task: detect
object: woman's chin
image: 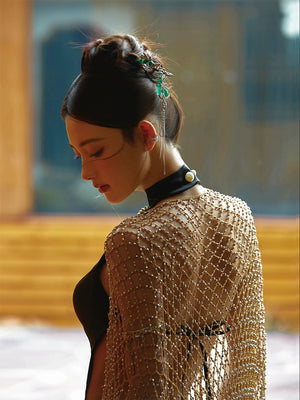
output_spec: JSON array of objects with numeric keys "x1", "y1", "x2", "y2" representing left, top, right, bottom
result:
[{"x1": 104, "y1": 192, "x2": 129, "y2": 205}]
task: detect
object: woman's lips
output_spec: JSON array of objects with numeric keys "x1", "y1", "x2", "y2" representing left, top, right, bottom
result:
[{"x1": 98, "y1": 185, "x2": 110, "y2": 193}]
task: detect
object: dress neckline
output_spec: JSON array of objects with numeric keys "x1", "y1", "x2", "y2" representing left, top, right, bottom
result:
[{"x1": 145, "y1": 164, "x2": 200, "y2": 208}]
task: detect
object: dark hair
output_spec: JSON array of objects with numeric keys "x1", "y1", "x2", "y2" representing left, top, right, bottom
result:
[{"x1": 61, "y1": 34, "x2": 183, "y2": 144}]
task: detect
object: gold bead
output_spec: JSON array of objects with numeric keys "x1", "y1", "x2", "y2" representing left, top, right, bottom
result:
[{"x1": 185, "y1": 171, "x2": 195, "y2": 182}]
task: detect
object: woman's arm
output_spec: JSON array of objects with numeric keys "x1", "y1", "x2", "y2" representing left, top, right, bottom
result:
[
  {"x1": 86, "y1": 335, "x2": 107, "y2": 400},
  {"x1": 86, "y1": 266, "x2": 109, "y2": 400},
  {"x1": 105, "y1": 229, "x2": 168, "y2": 398}
]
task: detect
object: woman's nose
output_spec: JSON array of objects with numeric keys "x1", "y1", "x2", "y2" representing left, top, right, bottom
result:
[{"x1": 81, "y1": 161, "x2": 95, "y2": 181}]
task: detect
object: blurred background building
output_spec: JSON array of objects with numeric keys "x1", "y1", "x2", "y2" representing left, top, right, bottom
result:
[{"x1": 0, "y1": 0, "x2": 299, "y2": 331}]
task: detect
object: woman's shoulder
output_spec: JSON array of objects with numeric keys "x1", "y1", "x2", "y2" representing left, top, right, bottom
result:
[
  {"x1": 105, "y1": 187, "x2": 254, "y2": 245},
  {"x1": 197, "y1": 187, "x2": 256, "y2": 239},
  {"x1": 149, "y1": 186, "x2": 254, "y2": 225},
  {"x1": 202, "y1": 187, "x2": 253, "y2": 220},
  {"x1": 104, "y1": 213, "x2": 148, "y2": 255}
]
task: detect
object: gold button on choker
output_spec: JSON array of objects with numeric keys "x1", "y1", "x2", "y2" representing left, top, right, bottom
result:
[{"x1": 185, "y1": 170, "x2": 197, "y2": 183}]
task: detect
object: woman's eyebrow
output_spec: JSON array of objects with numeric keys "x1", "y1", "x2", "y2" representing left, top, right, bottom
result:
[{"x1": 69, "y1": 138, "x2": 104, "y2": 148}]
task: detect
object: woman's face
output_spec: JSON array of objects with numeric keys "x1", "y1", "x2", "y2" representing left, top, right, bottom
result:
[{"x1": 65, "y1": 117, "x2": 148, "y2": 204}]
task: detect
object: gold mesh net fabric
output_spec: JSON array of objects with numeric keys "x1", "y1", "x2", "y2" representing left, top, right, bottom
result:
[{"x1": 102, "y1": 189, "x2": 266, "y2": 399}]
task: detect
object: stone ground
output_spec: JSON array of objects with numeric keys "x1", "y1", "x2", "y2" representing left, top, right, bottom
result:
[{"x1": 0, "y1": 324, "x2": 298, "y2": 400}]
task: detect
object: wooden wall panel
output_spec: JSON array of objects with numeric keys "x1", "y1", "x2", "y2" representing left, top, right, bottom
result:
[
  {"x1": 0, "y1": 0, "x2": 33, "y2": 216},
  {"x1": 0, "y1": 216, "x2": 298, "y2": 331},
  {"x1": 256, "y1": 218, "x2": 299, "y2": 331}
]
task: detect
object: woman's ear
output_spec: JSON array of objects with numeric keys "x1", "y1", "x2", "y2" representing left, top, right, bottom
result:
[{"x1": 138, "y1": 120, "x2": 158, "y2": 151}]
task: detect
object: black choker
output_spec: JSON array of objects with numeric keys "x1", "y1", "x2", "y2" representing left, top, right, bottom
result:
[{"x1": 145, "y1": 164, "x2": 200, "y2": 208}]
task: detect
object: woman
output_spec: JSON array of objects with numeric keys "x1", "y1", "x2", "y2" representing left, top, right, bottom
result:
[{"x1": 61, "y1": 34, "x2": 266, "y2": 400}]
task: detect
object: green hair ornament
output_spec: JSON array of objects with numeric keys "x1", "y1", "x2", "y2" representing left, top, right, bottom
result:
[{"x1": 136, "y1": 57, "x2": 171, "y2": 98}]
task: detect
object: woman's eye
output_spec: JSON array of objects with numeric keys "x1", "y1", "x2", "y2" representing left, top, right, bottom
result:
[
  {"x1": 73, "y1": 154, "x2": 81, "y2": 160},
  {"x1": 90, "y1": 148, "x2": 103, "y2": 158}
]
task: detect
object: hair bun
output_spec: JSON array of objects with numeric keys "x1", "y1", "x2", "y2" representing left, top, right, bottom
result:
[
  {"x1": 81, "y1": 40, "x2": 114, "y2": 74},
  {"x1": 81, "y1": 35, "x2": 142, "y2": 75}
]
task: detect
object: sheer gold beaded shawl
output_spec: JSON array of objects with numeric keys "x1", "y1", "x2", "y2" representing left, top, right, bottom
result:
[{"x1": 102, "y1": 189, "x2": 266, "y2": 399}]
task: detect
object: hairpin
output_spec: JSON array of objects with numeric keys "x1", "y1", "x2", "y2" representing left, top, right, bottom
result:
[{"x1": 136, "y1": 57, "x2": 171, "y2": 98}]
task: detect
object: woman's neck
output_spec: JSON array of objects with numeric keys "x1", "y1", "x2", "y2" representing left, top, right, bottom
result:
[{"x1": 140, "y1": 144, "x2": 184, "y2": 192}]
